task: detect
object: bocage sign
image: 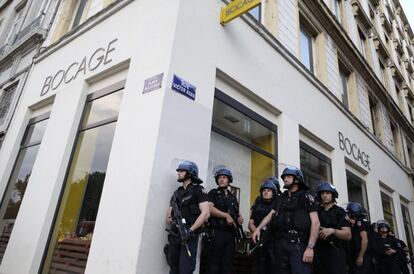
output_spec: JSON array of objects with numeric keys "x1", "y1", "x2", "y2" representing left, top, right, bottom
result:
[
  {"x1": 220, "y1": 0, "x2": 261, "y2": 25},
  {"x1": 338, "y1": 132, "x2": 371, "y2": 171},
  {"x1": 40, "y1": 38, "x2": 118, "y2": 96}
]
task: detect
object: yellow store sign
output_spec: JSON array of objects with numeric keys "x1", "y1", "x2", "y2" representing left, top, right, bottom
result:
[{"x1": 220, "y1": 0, "x2": 261, "y2": 25}]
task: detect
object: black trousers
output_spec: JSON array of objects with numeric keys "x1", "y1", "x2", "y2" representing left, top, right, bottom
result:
[
  {"x1": 398, "y1": 256, "x2": 410, "y2": 274},
  {"x1": 376, "y1": 255, "x2": 401, "y2": 274},
  {"x1": 206, "y1": 229, "x2": 235, "y2": 274},
  {"x1": 273, "y1": 238, "x2": 312, "y2": 274},
  {"x1": 168, "y1": 234, "x2": 199, "y2": 274},
  {"x1": 348, "y1": 252, "x2": 375, "y2": 274},
  {"x1": 255, "y1": 241, "x2": 277, "y2": 274},
  {"x1": 314, "y1": 244, "x2": 347, "y2": 274}
]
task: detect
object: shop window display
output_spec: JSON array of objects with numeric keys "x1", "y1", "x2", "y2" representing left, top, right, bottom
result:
[{"x1": 42, "y1": 88, "x2": 123, "y2": 274}]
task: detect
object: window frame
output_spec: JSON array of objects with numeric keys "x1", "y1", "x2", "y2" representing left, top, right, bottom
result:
[
  {"x1": 346, "y1": 170, "x2": 370, "y2": 219},
  {"x1": 300, "y1": 140, "x2": 333, "y2": 194},
  {"x1": 333, "y1": 0, "x2": 342, "y2": 23},
  {"x1": 213, "y1": 88, "x2": 278, "y2": 162},
  {"x1": 401, "y1": 203, "x2": 414, "y2": 259},
  {"x1": 369, "y1": 95, "x2": 380, "y2": 137},
  {"x1": 299, "y1": 25, "x2": 315, "y2": 73},
  {"x1": 0, "y1": 111, "x2": 50, "y2": 262},
  {"x1": 39, "y1": 80, "x2": 125, "y2": 273},
  {"x1": 381, "y1": 191, "x2": 398, "y2": 235},
  {"x1": 71, "y1": 0, "x2": 90, "y2": 29}
]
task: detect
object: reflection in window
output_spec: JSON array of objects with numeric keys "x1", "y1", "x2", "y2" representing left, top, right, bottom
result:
[
  {"x1": 300, "y1": 27, "x2": 314, "y2": 72},
  {"x1": 72, "y1": 0, "x2": 90, "y2": 28},
  {"x1": 340, "y1": 71, "x2": 349, "y2": 108},
  {"x1": 333, "y1": 0, "x2": 341, "y2": 23},
  {"x1": 248, "y1": 5, "x2": 261, "y2": 21},
  {"x1": 300, "y1": 142, "x2": 332, "y2": 194},
  {"x1": 346, "y1": 171, "x2": 370, "y2": 220},
  {"x1": 358, "y1": 28, "x2": 366, "y2": 58},
  {"x1": 0, "y1": 117, "x2": 48, "y2": 263},
  {"x1": 369, "y1": 96, "x2": 379, "y2": 136},
  {"x1": 381, "y1": 192, "x2": 397, "y2": 235},
  {"x1": 42, "y1": 88, "x2": 123, "y2": 274}
]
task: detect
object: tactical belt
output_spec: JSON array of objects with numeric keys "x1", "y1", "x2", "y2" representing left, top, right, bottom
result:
[{"x1": 274, "y1": 230, "x2": 308, "y2": 243}]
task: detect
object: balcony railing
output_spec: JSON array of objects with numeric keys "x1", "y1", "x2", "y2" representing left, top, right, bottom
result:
[
  {"x1": 0, "y1": 16, "x2": 45, "y2": 59},
  {"x1": 13, "y1": 16, "x2": 43, "y2": 46}
]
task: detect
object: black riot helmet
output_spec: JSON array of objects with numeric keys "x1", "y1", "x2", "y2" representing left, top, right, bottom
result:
[
  {"x1": 346, "y1": 202, "x2": 366, "y2": 218},
  {"x1": 214, "y1": 168, "x2": 233, "y2": 184},
  {"x1": 316, "y1": 181, "x2": 338, "y2": 199},
  {"x1": 260, "y1": 176, "x2": 281, "y2": 195},
  {"x1": 377, "y1": 219, "x2": 391, "y2": 232},
  {"x1": 176, "y1": 160, "x2": 203, "y2": 184},
  {"x1": 281, "y1": 166, "x2": 307, "y2": 190}
]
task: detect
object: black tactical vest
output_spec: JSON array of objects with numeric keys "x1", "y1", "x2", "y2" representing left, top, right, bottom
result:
[
  {"x1": 251, "y1": 197, "x2": 275, "y2": 226},
  {"x1": 272, "y1": 190, "x2": 311, "y2": 233},
  {"x1": 173, "y1": 185, "x2": 201, "y2": 226},
  {"x1": 318, "y1": 205, "x2": 346, "y2": 247},
  {"x1": 210, "y1": 188, "x2": 238, "y2": 229}
]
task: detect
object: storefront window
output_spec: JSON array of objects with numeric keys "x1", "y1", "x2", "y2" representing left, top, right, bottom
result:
[
  {"x1": 42, "y1": 87, "x2": 123, "y2": 273},
  {"x1": 209, "y1": 90, "x2": 277, "y2": 209},
  {"x1": 0, "y1": 115, "x2": 49, "y2": 262},
  {"x1": 381, "y1": 192, "x2": 397, "y2": 235},
  {"x1": 300, "y1": 141, "x2": 332, "y2": 194},
  {"x1": 346, "y1": 171, "x2": 370, "y2": 220}
]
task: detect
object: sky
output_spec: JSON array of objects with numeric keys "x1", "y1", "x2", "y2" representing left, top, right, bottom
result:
[{"x1": 400, "y1": 0, "x2": 414, "y2": 30}]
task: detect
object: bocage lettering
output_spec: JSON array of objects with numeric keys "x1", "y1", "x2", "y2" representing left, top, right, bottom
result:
[
  {"x1": 40, "y1": 39, "x2": 118, "y2": 96},
  {"x1": 225, "y1": 0, "x2": 256, "y2": 16},
  {"x1": 339, "y1": 132, "x2": 371, "y2": 170}
]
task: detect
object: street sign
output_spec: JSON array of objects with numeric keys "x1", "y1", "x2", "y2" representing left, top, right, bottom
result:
[{"x1": 171, "y1": 75, "x2": 196, "y2": 100}]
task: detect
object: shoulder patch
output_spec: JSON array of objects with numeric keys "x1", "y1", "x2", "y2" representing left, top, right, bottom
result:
[{"x1": 306, "y1": 193, "x2": 315, "y2": 203}]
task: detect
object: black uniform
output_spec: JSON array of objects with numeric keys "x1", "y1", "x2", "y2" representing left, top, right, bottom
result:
[
  {"x1": 168, "y1": 183, "x2": 208, "y2": 274},
  {"x1": 348, "y1": 219, "x2": 374, "y2": 274},
  {"x1": 206, "y1": 188, "x2": 240, "y2": 274},
  {"x1": 314, "y1": 204, "x2": 350, "y2": 274},
  {"x1": 250, "y1": 196, "x2": 277, "y2": 274},
  {"x1": 396, "y1": 239, "x2": 410, "y2": 274},
  {"x1": 372, "y1": 232, "x2": 403, "y2": 274},
  {"x1": 271, "y1": 189, "x2": 318, "y2": 274}
]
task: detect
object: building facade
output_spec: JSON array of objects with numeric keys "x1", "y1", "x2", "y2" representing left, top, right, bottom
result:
[
  {"x1": 0, "y1": 0, "x2": 413, "y2": 273},
  {"x1": 0, "y1": 0, "x2": 59, "y2": 147}
]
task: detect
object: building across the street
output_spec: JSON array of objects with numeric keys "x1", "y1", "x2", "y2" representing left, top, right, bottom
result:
[{"x1": 0, "y1": 0, "x2": 413, "y2": 273}]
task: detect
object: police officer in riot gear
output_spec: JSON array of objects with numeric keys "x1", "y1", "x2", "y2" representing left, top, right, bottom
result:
[
  {"x1": 396, "y1": 238, "x2": 410, "y2": 274},
  {"x1": 166, "y1": 161, "x2": 210, "y2": 274},
  {"x1": 314, "y1": 181, "x2": 351, "y2": 274},
  {"x1": 346, "y1": 202, "x2": 374, "y2": 274},
  {"x1": 372, "y1": 220, "x2": 401, "y2": 274},
  {"x1": 206, "y1": 168, "x2": 244, "y2": 274},
  {"x1": 248, "y1": 177, "x2": 281, "y2": 274},
  {"x1": 252, "y1": 166, "x2": 320, "y2": 274}
]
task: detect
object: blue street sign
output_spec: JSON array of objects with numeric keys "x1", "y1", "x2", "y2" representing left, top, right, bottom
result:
[{"x1": 171, "y1": 75, "x2": 196, "y2": 100}]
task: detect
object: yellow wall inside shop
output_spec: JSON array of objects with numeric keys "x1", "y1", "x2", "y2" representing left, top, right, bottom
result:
[{"x1": 250, "y1": 134, "x2": 275, "y2": 206}]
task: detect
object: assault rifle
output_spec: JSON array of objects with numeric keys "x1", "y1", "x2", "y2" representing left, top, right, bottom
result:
[
  {"x1": 249, "y1": 225, "x2": 272, "y2": 253},
  {"x1": 166, "y1": 192, "x2": 192, "y2": 257},
  {"x1": 228, "y1": 208, "x2": 246, "y2": 241}
]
